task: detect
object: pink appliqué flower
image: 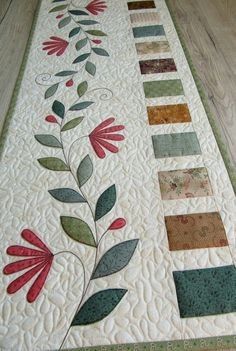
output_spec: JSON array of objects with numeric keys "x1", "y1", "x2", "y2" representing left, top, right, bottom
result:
[
  {"x1": 3, "y1": 229, "x2": 53, "y2": 303},
  {"x1": 86, "y1": 0, "x2": 107, "y2": 15},
  {"x1": 89, "y1": 117, "x2": 125, "y2": 159},
  {"x1": 42, "y1": 36, "x2": 69, "y2": 56}
]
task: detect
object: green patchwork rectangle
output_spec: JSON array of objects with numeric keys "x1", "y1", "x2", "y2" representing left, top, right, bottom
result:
[
  {"x1": 133, "y1": 25, "x2": 165, "y2": 38},
  {"x1": 143, "y1": 79, "x2": 184, "y2": 98},
  {"x1": 173, "y1": 265, "x2": 236, "y2": 318},
  {"x1": 152, "y1": 132, "x2": 201, "y2": 158}
]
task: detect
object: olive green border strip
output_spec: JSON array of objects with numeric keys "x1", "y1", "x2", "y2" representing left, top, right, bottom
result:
[
  {"x1": 165, "y1": 0, "x2": 236, "y2": 193},
  {"x1": 0, "y1": 0, "x2": 42, "y2": 158}
]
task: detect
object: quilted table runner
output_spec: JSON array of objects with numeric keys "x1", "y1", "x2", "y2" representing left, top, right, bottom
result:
[{"x1": 1, "y1": 0, "x2": 236, "y2": 350}]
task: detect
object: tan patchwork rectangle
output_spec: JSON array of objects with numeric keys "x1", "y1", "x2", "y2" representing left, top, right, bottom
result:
[
  {"x1": 136, "y1": 41, "x2": 170, "y2": 55},
  {"x1": 165, "y1": 212, "x2": 228, "y2": 251},
  {"x1": 130, "y1": 12, "x2": 160, "y2": 24},
  {"x1": 147, "y1": 104, "x2": 191, "y2": 125},
  {"x1": 158, "y1": 167, "x2": 213, "y2": 200}
]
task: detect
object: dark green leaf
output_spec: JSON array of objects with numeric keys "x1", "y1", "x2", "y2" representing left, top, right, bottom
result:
[
  {"x1": 69, "y1": 10, "x2": 89, "y2": 16},
  {"x1": 53, "y1": 0, "x2": 66, "y2": 2},
  {"x1": 52, "y1": 100, "x2": 65, "y2": 119},
  {"x1": 77, "y1": 81, "x2": 88, "y2": 97},
  {"x1": 69, "y1": 101, "x2": 94, "y2": 111},
  {"x1": 92, "y1": 240, "x2": 139, "y2": 279},
  {"x1": 60, "y1": 216, "x2": 96, "y2": 247},
  {"x1": 86, "y1": 30, "x2": 107, "y2": 36},
  {"x1": 38, "y1": 157, "x2": 69, "y2": 171},
  {"x1": 73, "y1": 53, "x2": 90, "y2": 64},
  {"x1": 58, "y1": 16, "x2": 71, "y2": 28},
  {"x1": 92, "y1": 48, "x2": 109, "y2": 57},
  {"x1": 75, "y1": 38, "x2": 88, "y2": 50},
  {"x1": 49, "y1": 5, "x2": 67, "y2": 12},
  {"x1": 78, "y1": 20, "x2": 99, "y2": 25},
  {"x1": 45, "y1": 83, "x2": 59, "y2": 99},
  {"x1": 61, "y1": 117, "x2": 84, "y2": 131},
  {"x1": 95, "y1": 184, "x2": 116, "y2": 221},
  {"x1": 55, "y1": 70, "x2": 77, "y2": 77},
  {"x1": 35, "y1": 134, "x2": 62, "y2": 148},
  {"x1": 85, "y1": 61, "x2": 96, "y2": 76},
  {"x1": 77, "y1": 155, "x2": 93, "y2": 187},
  {"x1": 49, "y1": 188, "x2": 86, "y2": 203},
  {"x1": 71, "y1": 289, "x2": 127, "y2": 326},
  {"x1": 69, "y1": 27, "x2": 81, "y2": 38}
]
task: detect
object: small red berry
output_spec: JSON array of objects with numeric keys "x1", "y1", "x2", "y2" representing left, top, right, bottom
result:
[
  {"x1": 92, "y1": 39, "x2": 102, "y2": 44},
  {"x1": 45, "y1": 115, "x2": 57, "y2": 123},
  {"x1": 66, "y1": 79, "x2": 74, "y2": 87},
  {"x1": 56, "y1": 14, "x2": 64, "y2": 19},
  {"x1": 108, "y1": 218, "x2": 126, "y2": 230}
]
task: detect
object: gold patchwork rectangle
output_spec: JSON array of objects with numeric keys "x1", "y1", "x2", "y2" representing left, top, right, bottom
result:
[
  {"x1": 165, "y1": 212, "x2": 228, "y2": 251},
  {"x1": 136, "y1": 41, "x2": 170, "y2": 55},
  {"x1": 130, "y1": 12, "x2": 160, "y2": 24},
  {"x1": 147, "y1": 104, "x2": 191, "y2": 125}
]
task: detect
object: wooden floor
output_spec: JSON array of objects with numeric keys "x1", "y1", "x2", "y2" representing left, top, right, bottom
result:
[{"x1": 0, "y1": 0, "x2": 236, "y2": 170}]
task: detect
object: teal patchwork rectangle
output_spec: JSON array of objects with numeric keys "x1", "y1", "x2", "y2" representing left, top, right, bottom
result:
[
  {"x1": 143, "y1": 80, "x2": 184, "y2": 98},
  {"x1": 173, "y1": 265, "x2": 236, "y2": 318},
  {"x1": 152, "y1": 132, "x2": 201, "y2": 158},
  {"x1": 133, "y1": 25, "x2": 165, "y2": 38}
]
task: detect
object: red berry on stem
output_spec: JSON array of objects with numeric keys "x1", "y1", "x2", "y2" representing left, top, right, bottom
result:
[
  {"x1": 92, "y1": 39, "x2": 102, "y2": 44},
  {"x1": 56, "y1": 14, "x2": 64, "y2": 19},
  {"x1": 45, "y1": 115, "x2": 57, "y2": 123},
  {"x1": 108, "y1": 218, "x2": 126, "y2": 230},
  {"x1": 66, "y1": 79, "x2": 74, "y2": 87}
]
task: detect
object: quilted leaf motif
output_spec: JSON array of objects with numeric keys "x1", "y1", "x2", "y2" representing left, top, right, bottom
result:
[
  {"x1": 69, "y1": 10, "x2": 89, "y2": 16},
  {"x1": 95, "y1": 184, "x2": 116, "y2": 221},
  {"x1": 49, "y1": 5, "x2": 67, "y2": 12},
  {"x1": 38, "y1": 157, "x2": 69, "y2": 171},
  {"x1": 77, "y1": 155, "x2": 93, "y2": 187},
  {"x1": 60, "y1": 216, "x2": 96, "y2": 247},
  {"x1": 86, "y1": 30, "x2": 107, "y2": 36},
  {"x1": 78, "y1": 20, "x2": 99, "y2": 25},
  {"x1": 92, "y1": 48, "x2": 109, "y2": 57},
  {"x1": 48, "y1": 188, "x2": 86, "y2": 203},
  {"x1": 77, "y1": 81, "x2": 88, "y2": 97},
  {"x1": 61, "y1": 117, "x2": 84, "y2": 131},
  {"x1": 73, "y1": 53, "x2": 90, "y2": 64},
  {"x1": 75, "y1": 38, "x2": 88, "y2": 51},
  {"x1": 71, "y1": 289, "x2": 127, "y2": 325},
  {"x1": 92, "y1": 239, "x2": 139, "y2": 279},
  {"x1": 69, "y1": 27, "x2": 81, "y2": 38},
  {"x1": 45, "y1": 83, "x2": 59, "y2": 99},
  {"x1": 85, "y1": 61, "x2": 96, "y2": 76},
  {"x1": 35, "y1": 134, "x2": 62, "y2": 148},
  {"x1": 58, "y1": 16, "x2": 71, "y2": 29},
  {"x1": 52, "y1": 100, "x2": 65, "y2": 119},
  {"x1": 69, "y1": 101, "x2": 94, "y2": 111}
]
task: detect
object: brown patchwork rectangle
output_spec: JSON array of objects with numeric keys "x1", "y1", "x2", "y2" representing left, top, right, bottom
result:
[
  {"x1": 136, "y1": 41, "x2": 170, "y2": 55},
  {"x1": 165, "y1": 212, "x2": 228, "y2": 251},
  {"x1": 158, "y1": 167, "x2": 213, "y2": 200},
  {"x1": 128, "y1": 1, "x2": 156, "y2": 10},
  {"x1": 130, "y1": 12, "x2": 160, "y2": 24},
  {"x1": 139, "y1": 58, "x2": 177, "y2": 74},
  {"x1": 147, "y1": 104, "x2": 191, "y2": 125}
]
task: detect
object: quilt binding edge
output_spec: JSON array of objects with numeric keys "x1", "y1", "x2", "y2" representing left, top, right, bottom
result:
[{"x1": 0, "y1": 0, "x2": 235, "y2": 350}]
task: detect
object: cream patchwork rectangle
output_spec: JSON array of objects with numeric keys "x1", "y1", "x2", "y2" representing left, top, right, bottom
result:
[{"x1": 130, "y1": 12, "x2": 160, "y2": 24}]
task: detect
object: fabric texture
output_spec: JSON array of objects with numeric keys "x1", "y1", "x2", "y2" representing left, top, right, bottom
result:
[
  {"x1": 147, "y1": 104, "x2": 191, "y2": 124},
  {"x1": 143, "y1": 79, "x2": 184, "y2": 97}
]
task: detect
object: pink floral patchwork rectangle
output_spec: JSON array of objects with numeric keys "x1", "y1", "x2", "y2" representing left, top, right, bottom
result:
[{"x1": 158, "y1": 167, "x2": 213, "y2": 200}]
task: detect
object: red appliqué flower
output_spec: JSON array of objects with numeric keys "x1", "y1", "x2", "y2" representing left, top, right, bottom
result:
[
  {"x1": 89, "y1": 117, "x2": 125, "y2": 159},
  {"x1": 3, "y1": 229, "x2": 53, "y2": 303},
  {"x1": 42, "y1": 36, "x2": 69, "y2": 56},
  {"x1": 86, "y1": 0, "x2": 107, "y2": 15}
]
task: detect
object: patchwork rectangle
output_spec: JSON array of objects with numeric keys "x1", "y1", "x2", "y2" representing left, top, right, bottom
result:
[
  {"x1": 139, "y1": 58, "x2": 177, "y2": 74},
  {"x1": 158, "y1": 167, "x2": 213, "y2": 200},
  {"x1": 147, "y1": 104, "x2": 191, "y2": 125},
  {"x1": 152, "y1": 132, "x2": 201, "y2": 158},
  {"x1": 136, "y1": 41, "x2": 170, "y2": 55},
  {"x1": 173, "y1": 265, "x2": 236, "y2": 318},
  {"x1": 165, "y1": 212, "x2": 228, "y2": 251},
  {"x1": 143, "y1": 80, "x2": 184, "y2": 98},
  {"x1": 130, "y1": 12, "x2": 160, "y2": 24},
  {"x1": 133, "y1": 25, "x2": 165, "y2": 38},
  {"x1": 127, "y1": 1, "x2": 156, "y2": 10}
]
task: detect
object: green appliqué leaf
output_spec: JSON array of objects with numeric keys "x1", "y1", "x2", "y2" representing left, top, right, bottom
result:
[
  {"x1": 61, "y1": 117, "x2": 84, "y2": 132},
  {"x1": 75, "y1": 38, "x2": 88, "y2": 51},
  {"x1": 78, "y1": 20, "x2": 99, "y2": 25},
  {"x1": 95, "y1": 184, "x2": 116, "y2": 221},
  {"x1": 73, "y1": 53, "x2": 90, "y2": 64},
  {"x1": 45, "y1": 83, "x2": 59, "y2": 99},
  {"x1": 69, "y1": 27, "x2": 81, "y2": 38},
  {"x1": 69, "y1": 9, "x2": 89, "y2": 16},
  {"x1": 60, "y1": 216, "x2": 96, "y2": 247},
  {"x1": 85, "y1": 61, "x2": 96, "y2": 76},
  {"x1": 35, "y1": 134, "x2": 62, "y2": 148},
  {"x1": 77, "y1": 81, "x2": 88, "y2": 97},
  {"x1": 71, "y1": 289, "x2": 127, "y2": 326},
  {"x1": 49, "y1": 188, "x2": 86, "y2": 203},
  {"x1": 49, "y1": 5, "x2": 67, "y2": 12},
  {"x1": 86, "y1": 30, "x2": 107, "y2": 36},
  {"x1": 38, "y1": 157, "x2": 69, "y2": 171},
  {"x1": 92, "y1": 48, "x2": 109, "y2": 57},
  {"x1": 52, "y1": 100, "x2": 65, "y2": 118},
  {"x1": 92, "y1": 239, "x2": 139, "y2": 279},
  {"x1": 58, "y1": 16, "x2": 71, "y2": 28},
  {"x1": 69, "y1": 101, "x2": 94, "y2": 111},
  {"x1": 77, "y1": 155, "x2": 93, "y2": 187},
  {"x1": 55, "y1": 70, "x2": 77, "y2": 77}
]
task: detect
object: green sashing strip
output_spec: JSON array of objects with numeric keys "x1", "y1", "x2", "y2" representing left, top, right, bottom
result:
[{"x1": 0, "y1": 0, "x2": 235, "y2": 350}]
